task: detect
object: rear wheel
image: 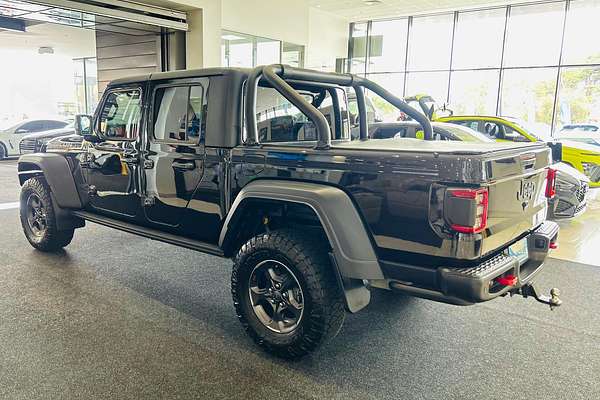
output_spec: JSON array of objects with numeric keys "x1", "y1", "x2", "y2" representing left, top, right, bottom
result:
[
  {"x1": 231, "y1": 229, "x2": 345, "y2": 359},
  {"x1": 20, "y1": 177, "x2": 74, "y2": 252}
]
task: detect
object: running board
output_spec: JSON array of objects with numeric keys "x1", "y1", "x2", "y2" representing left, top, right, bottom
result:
[{"x1": 71, "y1": 210, "x2": 224, "y2": 257}]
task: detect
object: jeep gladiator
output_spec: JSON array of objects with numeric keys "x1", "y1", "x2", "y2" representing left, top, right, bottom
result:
[{"x1": 17, "y1": 65, "x2": 560, "y2": 359}]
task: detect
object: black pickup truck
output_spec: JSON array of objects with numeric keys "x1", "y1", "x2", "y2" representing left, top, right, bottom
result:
[{"x1": 17, "y1": 65, "x2": 560, "y2": 359}]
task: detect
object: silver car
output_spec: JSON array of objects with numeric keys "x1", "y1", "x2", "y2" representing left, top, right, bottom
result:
[
  {"x1": 548, "y1": 162, "x2": 590, "y2": 219},
  {"x1": 0, "y1": 119, "x2": 68, "y2": 159}
]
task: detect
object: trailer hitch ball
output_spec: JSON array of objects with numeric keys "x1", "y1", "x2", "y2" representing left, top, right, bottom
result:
[
  {"x1": 515, "y1": 284, "x2": 562, "y2": 310},
  {"x1": 550, "y1": 288, "x2": 562, "y2": 308}
]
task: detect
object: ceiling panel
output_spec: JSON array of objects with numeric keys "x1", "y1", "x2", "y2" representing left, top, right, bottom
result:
[{"x1": 309, "y1": 0, "x2": 525, "y2": 20}]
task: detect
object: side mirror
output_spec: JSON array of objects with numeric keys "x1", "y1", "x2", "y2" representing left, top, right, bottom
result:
[{"x1": 75, "y1": 114, "x2": 99, "y2": 142}]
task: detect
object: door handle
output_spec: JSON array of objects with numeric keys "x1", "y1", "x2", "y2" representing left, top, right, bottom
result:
[{"x1": 172, "y1": 160, "x2": 196, "y2": 170}]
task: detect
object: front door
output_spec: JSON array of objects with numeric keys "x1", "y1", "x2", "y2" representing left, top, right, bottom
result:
[
  {"x1": 84, "y1": 87, "x2": 143, "y2": 218},
  {"x1": 142, "y1": 82, "x2": 207, "y2": 229}
]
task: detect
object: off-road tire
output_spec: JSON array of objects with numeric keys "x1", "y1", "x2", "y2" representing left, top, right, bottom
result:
[
  {"x1": 20, "y1": 177, "x2": 74, "y2": 252},
  {"x1": 232, "y1": 229, "x2": 345, "y2": 359}
]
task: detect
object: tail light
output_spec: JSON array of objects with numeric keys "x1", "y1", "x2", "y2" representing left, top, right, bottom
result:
[
  {"x1": 546, "y1": 168, "x2": 557, "y2": 199},
  {"x1": 448, "y1": 188, "x2": 489, "y2": 234}
]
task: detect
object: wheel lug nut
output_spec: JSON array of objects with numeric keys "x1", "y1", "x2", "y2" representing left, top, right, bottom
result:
[
  {"x1": 275, "y1": 283, "x2": 281, "y2": 289},
  {"x1": 282, "y1": 292, "x2": 288, "y2": 298}
]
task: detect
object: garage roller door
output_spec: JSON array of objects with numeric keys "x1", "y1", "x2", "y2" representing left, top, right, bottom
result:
[{"x1": 5, "y1": 0, "x2": 188, "y2": 31}]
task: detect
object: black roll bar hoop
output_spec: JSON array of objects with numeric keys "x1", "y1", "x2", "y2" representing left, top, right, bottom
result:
[{"x1": 244, "y1": 64, "x2": 433, "y2": 147}]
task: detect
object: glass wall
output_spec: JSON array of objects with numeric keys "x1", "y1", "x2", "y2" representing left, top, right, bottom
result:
[
  {"x1": 348, "y1": 0, "x2": 600, "y2": 134},
  {"x1": 221, "y1": 30, "x2": 304, "y2": 68},
  {"x1": 73, "y1": 57, "x2": 99, "y2": 115}
]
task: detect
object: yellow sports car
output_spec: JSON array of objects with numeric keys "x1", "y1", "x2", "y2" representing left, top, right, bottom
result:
[{"x1": 437, "y1": 115, "x2": 600, "y2": 187}]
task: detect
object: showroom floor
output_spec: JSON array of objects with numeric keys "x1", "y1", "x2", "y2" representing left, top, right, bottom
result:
[{"x1": 1, "y1": 158, "x2": 599, "y2": 400}]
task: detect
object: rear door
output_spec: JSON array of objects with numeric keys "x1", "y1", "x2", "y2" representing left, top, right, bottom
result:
[{"x1": 142, "y1": 79, "x2": 208, "y2": 229}]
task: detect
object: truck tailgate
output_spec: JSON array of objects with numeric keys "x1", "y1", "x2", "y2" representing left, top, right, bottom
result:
[{"x1": 481, "y1": 147, "x2": 550, "y2": 256}]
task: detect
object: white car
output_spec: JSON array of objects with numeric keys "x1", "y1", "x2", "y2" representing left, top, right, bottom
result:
[
  {"x1": 0, "y1": 119, "x2": 68, "y2": 159},
  {"x1": 557, "y1": 129, "x2": 600, "y2": 148}
]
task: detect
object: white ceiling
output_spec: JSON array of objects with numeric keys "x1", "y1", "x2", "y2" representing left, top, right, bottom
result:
[{"x1": 309, "y1": 0, "x2": 522, "y2": 20}]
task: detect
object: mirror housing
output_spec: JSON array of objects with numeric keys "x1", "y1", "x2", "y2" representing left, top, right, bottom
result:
[{"x1": 74, "y1": 114, "x2": 99, "y2": 142}]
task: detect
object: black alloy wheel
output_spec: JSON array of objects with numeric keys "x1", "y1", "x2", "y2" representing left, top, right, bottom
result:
[
  {"x1": 25, "y1": 193, "x2": 48, "y2": 238},
  {"x1": 248, "y1": 259, "x2": 305, "y2": 334}
]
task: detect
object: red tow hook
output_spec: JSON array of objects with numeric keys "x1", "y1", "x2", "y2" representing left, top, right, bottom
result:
[
  {"x1": 549, "y1": 242, "x2": 559, "y2": 249},
  {"x1": 496, "y1": 275, "x2": 518, "y2": 287}
]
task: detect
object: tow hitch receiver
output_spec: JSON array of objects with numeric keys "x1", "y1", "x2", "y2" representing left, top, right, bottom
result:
[{"x1": 512, "y1": 283, "x2": 562, "y2": 310}]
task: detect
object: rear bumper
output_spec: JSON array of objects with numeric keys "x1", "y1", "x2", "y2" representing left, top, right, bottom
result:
[{"x1": 382, "y1": 221, "x2": 559, "y2": 305}]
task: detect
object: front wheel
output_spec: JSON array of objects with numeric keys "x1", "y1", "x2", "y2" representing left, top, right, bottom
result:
[
  {"x1": 0, "y1": 143, "x2": 6, "y2": 160},
  {"x1": 20, "y1": 177, "x2": 74, "y2": 252},
  {"x1": 231, "y1": 229, "x2": 345, "y2": 359}
]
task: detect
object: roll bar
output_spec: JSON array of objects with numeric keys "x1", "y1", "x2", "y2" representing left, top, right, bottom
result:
[{"x1": 244, "y1": 64, "x2": 433, "y2": 147}]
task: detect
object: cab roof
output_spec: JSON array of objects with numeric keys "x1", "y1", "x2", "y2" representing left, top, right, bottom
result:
[{"x1": 107, "y1": 67, "x2": 252, "y2": 87}]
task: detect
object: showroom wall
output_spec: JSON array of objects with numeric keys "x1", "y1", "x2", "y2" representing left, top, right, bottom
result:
[
  {"x1": 95, "y1": 31, "x2": 161, "y2": 95},
  {"x1": 306, "y1": 7, "x2": 349, "y2": 71},
  {"x1": 347, "y1": 0, "x2": 600, "y2": 135},
  {"x1": 176, "y1": 0, "x2": 348, "y2": 71}
]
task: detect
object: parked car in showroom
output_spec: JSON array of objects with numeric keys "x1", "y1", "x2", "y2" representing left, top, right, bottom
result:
[
  {"x1": 17, "y1": 65, "x2": 561, "y2": 359},
  {"x1": 560, "y1": 123, "x2": 599, "y2": 133},
  {"x1": 367, "y1": 120, "x2": 589, "y2": 219},
  {"x1": 0, "y1": 119, "x2": 68, "y2": 159},
  {"x1": 19, "y1": 123, "x2": 75, "y2": 154},
  {"x1": 556, "y1": 129, "x2": 600, "y2": 148},
  {"x1": 437, "y1": 115, "x2": 600, "y2": 187}
]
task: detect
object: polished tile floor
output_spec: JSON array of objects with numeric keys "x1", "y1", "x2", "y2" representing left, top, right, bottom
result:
[{"x1": 553, "y1": 189, "x2": 600, "y2": 266}]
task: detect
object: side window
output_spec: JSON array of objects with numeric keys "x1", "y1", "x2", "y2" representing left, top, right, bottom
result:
[
  {"x1": 502, "y1": 124, "x2": 529, "y2": 142},
  {"x1": 454, "y1": 120, "x2": 480, "y2": 132},
  {"x1": 18, "y1": 121, "x2": 44, "y2": 133},
  {"x1": 98, "y1": 89, "x2": 142, "y2": 140},
  {"x1": 254, "y1": 86, "x2": 348, "y2": 144},
  {"x1": 153, "y1": 84, "x2": 207, "y2": 143},
  {"x1": 255, "y1": 86, "x2": 314, "y2": 144},
  {"x1": 44, "y1": 121, "x2": 67, "y2": 130}
]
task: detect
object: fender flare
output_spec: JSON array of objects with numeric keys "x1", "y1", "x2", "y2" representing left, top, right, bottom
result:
[
  {"x1": 18, "y1": 153, "x2": 83, "y2": 209},
  {"x1": 219, "y1": 180, "x2": 384, "y2": 312}
]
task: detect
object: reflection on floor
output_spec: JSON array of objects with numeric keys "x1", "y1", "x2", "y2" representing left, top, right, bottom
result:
[{"x1": 552, "y1": 189, "x2": 600, "y2": 267}]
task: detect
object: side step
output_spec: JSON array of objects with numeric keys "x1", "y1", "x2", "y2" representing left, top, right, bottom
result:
[{"x1": 71, "y1": 210, "x2": 224, "y2": 257}]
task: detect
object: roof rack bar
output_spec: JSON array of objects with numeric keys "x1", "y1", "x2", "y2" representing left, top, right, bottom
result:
[{"x1": 353, "y1": 85, "x2": 368, "y2": 140}]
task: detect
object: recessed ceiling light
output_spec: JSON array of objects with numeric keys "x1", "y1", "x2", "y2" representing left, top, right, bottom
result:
[
  {"x1": 364, "y1": 0, "x2": 382, "y2": 5},
  {"x1": 38, "y1": 46, "x2": 54, "y2": 55}
]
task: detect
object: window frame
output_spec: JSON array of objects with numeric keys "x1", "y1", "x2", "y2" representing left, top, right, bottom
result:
[
  {"x1": 95, "y1": 86, "x2": 144, "y2": 142},
  {"x1": 150, "y1": 82, "x2": 207, "y2": 146}
]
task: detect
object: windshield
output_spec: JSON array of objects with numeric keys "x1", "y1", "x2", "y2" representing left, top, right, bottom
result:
[
  {"x1": 0, "y1": 121, "x2": 23, "y2": 132},
  {"x1": 505, "y1": 117, "x2": 552, "y2": 141},
  {"x1": 436, "y1": 123, "x2": 494, "y2": 143}
]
